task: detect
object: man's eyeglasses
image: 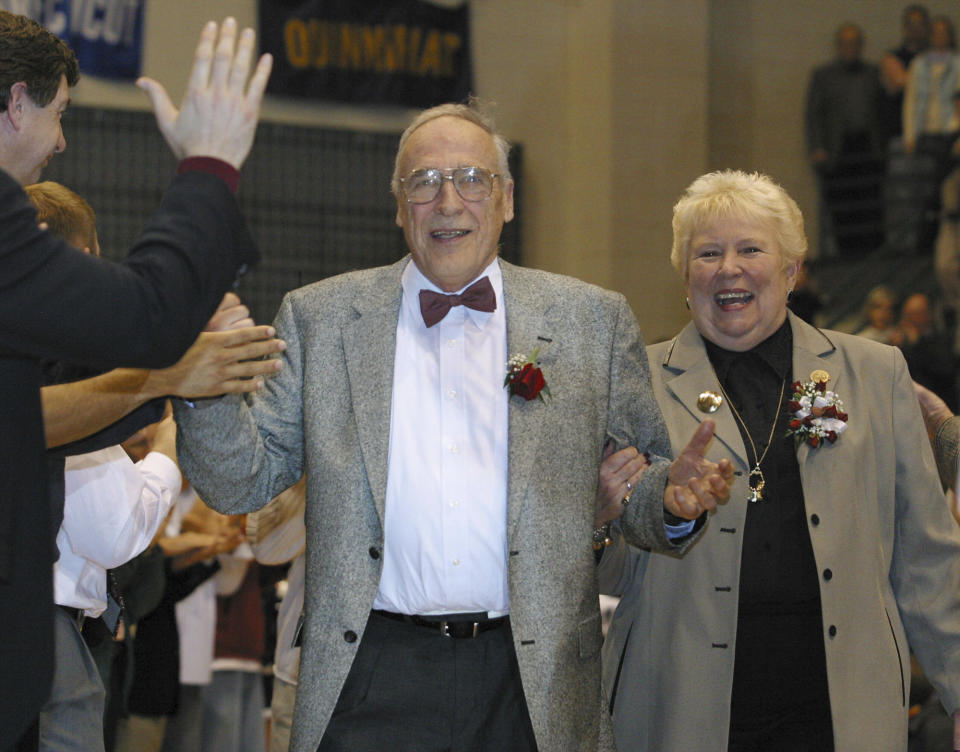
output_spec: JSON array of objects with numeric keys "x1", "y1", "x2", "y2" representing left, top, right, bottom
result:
[{"x1": 400, "y1": 166, "x2": 500, "y2": 204}]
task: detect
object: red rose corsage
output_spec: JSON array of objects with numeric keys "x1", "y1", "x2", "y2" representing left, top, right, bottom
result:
[{"x1": 504, "y1": 348, "x2": 550, "y2": 402}]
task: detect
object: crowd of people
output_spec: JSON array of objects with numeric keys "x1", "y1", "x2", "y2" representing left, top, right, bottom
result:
[
  {"x1": 4, "y1": 4, "x2": 960, "y2": 752},
  {"x1": 805, "y1": 5, "x2": 959, "y2": 259}
]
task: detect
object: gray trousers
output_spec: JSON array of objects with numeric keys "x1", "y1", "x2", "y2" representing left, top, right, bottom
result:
[
  {"x1": 38, "y1": 607, "x2": 106, "y2": 752},
  {"x1": 317, "y1": 611, "x2": 538, "y2": 752}
]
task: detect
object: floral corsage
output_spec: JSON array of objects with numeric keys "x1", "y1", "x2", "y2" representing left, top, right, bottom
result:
[
  {"x1": 786, "y1": 378, "x2": 848, "y2": 448},
  {"x1": 504, "y1": 348, "x2": 550, "y2": 402}
]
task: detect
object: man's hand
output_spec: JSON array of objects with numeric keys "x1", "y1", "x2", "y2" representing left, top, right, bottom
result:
[
  {"x1": 142, "y1": 326, "x2": 285, "y2": 399},
  {"x1": 663, "y1": 420, "x2": 734, "y2": 519},
  {"x1": 206, "y1": 292, "x2": 254, "y2": 332},
  {"x1": 147, "y1": 409, "x2": 177, "y2": 464},
  {"x1": 137, "y1": 18, "x2": 272, "y2": 169},
  {"x1": 595, "y1": 442, "x2": 650, "y2": 527}
]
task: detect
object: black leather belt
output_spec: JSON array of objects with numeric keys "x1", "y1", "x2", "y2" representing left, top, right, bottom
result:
[{"x1": 372, "y1": 609, "x2": 508, "y2": 639}]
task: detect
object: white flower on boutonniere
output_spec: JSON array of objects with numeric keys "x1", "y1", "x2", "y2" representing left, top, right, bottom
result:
[{"x1": 786, "y1": 378, "x2": 848, "y2": 448}]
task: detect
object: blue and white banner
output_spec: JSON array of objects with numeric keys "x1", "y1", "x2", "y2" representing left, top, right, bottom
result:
[
  {"x1": 260, "y1": 0, "x2": 473, "y2": 107},
  {"x1": 1, "y1": 0, "x2": 145, "y2": 80}
]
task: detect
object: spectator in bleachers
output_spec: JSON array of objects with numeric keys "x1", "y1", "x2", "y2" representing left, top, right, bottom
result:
[
  {"x1": 805, "y1": 23, "x2": 886, "y2": 254},
  {"x1": 903, "y1": 16, "x2": 959, "y2": 157},
  {"x1": 856, "y1": 284, "x2": 899, "y2": 343},
  {"x1": 895, "y1": 292, "x2": 958, "y2": 410},
  {"x1": 935, "y1": 148, "x2": 960, "y2": 347},
  {"x1": 200, "y1": 528, "x2": 267, "y2": 752},
  {"x1": 881, "y1": 5, "x2": 931, "y2": 143}
]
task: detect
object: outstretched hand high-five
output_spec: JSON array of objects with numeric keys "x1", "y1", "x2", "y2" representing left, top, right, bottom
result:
[
  {"x1": 664, "y1": 420, "x2": 734, "y2": 519},
  {"x1": 137, "y1": 17, "x2": 273, "y2": 169}
]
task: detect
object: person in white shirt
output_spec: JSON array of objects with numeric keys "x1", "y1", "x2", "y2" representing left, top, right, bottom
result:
[{"x1": 40, "y1": 416, "x2": 181, "y2": 751}]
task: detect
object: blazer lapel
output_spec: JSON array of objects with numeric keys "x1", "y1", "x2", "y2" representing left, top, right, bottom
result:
[
  {"x1": 789, "y1": 312, "x2": 841, "y2": 471},
  {"x1": 342, "y1": 258, "x2": 407, "y2": 527},
  {"x1": 501, "y1": 261, "x2": 559, "y2": 542},
  {"x1": 660, "y1": 322, "x2": 749, "y2": 470}
]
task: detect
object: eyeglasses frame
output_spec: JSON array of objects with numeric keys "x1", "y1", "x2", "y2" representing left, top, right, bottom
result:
[{"x1": 399, "y1": 166, "x2": 502, "y2": 205}]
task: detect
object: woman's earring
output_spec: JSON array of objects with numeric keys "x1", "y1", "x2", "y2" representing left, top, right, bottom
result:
[{"x1": 684, "y1": 297, "x2": 690, "y2": 310}]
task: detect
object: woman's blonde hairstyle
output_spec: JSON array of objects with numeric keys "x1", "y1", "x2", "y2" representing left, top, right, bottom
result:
[{"x1": 670, "y1": 170, "x2": 807, "y2": 279}]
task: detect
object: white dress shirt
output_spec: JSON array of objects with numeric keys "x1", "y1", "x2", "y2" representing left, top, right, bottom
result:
[
  {"x1": 54, "y1": 445, "x2": 181, "y2": 616},
  {"x1": 373, "y1": 258, "x2": 510, "y2": 616}
]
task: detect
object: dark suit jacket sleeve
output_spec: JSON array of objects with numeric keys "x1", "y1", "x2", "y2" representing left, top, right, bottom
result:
[{"x1": 0, "y1": 167, "x2": 258, "y2": 370}]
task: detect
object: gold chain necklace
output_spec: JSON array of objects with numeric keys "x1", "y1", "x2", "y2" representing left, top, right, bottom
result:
[{"x1": 716, "y1": 378, "x2": 786, "y2": 503}]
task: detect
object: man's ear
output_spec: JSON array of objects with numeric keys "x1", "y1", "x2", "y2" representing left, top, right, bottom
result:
[{"x1": 6, "y1": 82, "x2": 30, "y2": 130}]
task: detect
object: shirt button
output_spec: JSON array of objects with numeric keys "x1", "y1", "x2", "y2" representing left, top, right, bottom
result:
[
  {"x1": 823, "y1": 568, "x2": 833, "y2": 581},
  {"x1": 368, "y1": 547, "x2": 381, "y2": 560},
  {"x1": 450, "y1": 444, "x2": 459, "y2": 454},
  {"x1": 449, "y1": 500, "x2": 459, "y2": 508},
  {"x1": 828, "y1": 625, "x2": 837, "y2": 638},
  {"x1": 452, "y1": 559, "x2": 460, "y2": 566},
  {"x1": 344, "y1": 630, "x2": 358, "y2": 643},
  {"x1": 447, "y1": 339, "x2": 457, "y2": 348},
  {"x1": 810, "y1": 514, "x2": 820, "y2": 526},
  {"x1": 447, "y1": 389, "x2": 457, "y2": 399}
]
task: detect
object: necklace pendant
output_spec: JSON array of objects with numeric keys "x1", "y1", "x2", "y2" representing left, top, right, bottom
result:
[{"x1": 747, "y1": 466, "x2": 766, "y2": 503}]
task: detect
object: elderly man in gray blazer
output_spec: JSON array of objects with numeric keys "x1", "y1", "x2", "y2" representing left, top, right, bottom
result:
[{"x1": 175, "y1": 101, "x2": 732, "y2": 752}]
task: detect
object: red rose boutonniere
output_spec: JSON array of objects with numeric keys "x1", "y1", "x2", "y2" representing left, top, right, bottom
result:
[
  {"x1": 785, "y1": 378, "x2": 848, "y2": 448},
  {"x1": 504, "y1": 348, "x2": 550, "y2": 402}
]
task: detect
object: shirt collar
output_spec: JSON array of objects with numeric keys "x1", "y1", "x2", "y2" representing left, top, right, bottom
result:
[
  {"x1": 704, "y1": 317, "x2": 793, "y2": 382},
  {"x1": 402, "y1": 257, "x2": 503, "y2": 331}
]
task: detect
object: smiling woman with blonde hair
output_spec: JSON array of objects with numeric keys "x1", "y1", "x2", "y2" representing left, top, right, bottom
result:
[{"x1": 598, "y1": 170, "x2": 960, "y2": 751}]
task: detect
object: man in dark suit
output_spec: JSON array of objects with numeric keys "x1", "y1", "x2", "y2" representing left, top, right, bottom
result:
[
  {"x1": 805, "y1": 23, "x2": 886, "y2": 254},
  {"x1": 176, "y1": 101, "x2": 734, "y2": 751},
  {"x1": 0, "y1": 11, "x2": 272, "y2": 748}
]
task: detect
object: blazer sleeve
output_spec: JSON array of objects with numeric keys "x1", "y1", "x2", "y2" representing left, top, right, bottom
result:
[
  {"x1": 603, "y1": 294, "x2": 687, "y2": 554},
  {"x1": 174, "y1": 292, "x2": 306, "y2": 515},
  {"x1": 0, "y1": 168, "x2": 258, "y2": 370},
  {"x1": 888, "y1": 348, "x2": 960, "y2": 712},
  {"x1": 933, "y1": 415, "x2": 960, "y2": 491}
]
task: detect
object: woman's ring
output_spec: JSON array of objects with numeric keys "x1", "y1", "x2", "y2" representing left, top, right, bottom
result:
[{"x1": 622, "y1": 494, "x2": 631, "y2": 507}]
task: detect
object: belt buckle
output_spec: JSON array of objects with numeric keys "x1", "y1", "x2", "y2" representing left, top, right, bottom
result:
[{"x1": 440, "y1": 620, "x2": 480, "y2": 638}]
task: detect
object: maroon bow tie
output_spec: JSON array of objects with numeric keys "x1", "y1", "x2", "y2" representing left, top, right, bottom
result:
[{"x1": 419, "y1": 276, "x2": 497, "y2": 327}]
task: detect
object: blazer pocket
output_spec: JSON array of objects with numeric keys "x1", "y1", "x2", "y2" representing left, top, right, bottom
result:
[{"x1": 578, "y1": 612, "x2": 603, "y2": 659}]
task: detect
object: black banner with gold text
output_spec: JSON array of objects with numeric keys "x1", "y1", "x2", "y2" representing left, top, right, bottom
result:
[{"x1": 259, "y1": 0, "x2": 472, "y2": 107}]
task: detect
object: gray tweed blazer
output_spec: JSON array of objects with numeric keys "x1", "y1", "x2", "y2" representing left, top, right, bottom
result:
[{"x1": 175, "y1": 256, "x2": 688, "y2": 752}]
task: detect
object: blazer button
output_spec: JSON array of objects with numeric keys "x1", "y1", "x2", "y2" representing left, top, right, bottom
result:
[
  {"x1": 344, "y1": 630, "x2": 358, "y2": 643},
  {"x1": 828, "y1": 625, "x2": 837, "y2": 638},
  {"x1": 822, "y1": 568, "x2": 832, "y2": 581},
  {"x1": 369, "y1": 547, "x2": 381, "y2": 560},
  {"x1": 810, "y1": 513, "x2": 820, "y2": 526}
]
